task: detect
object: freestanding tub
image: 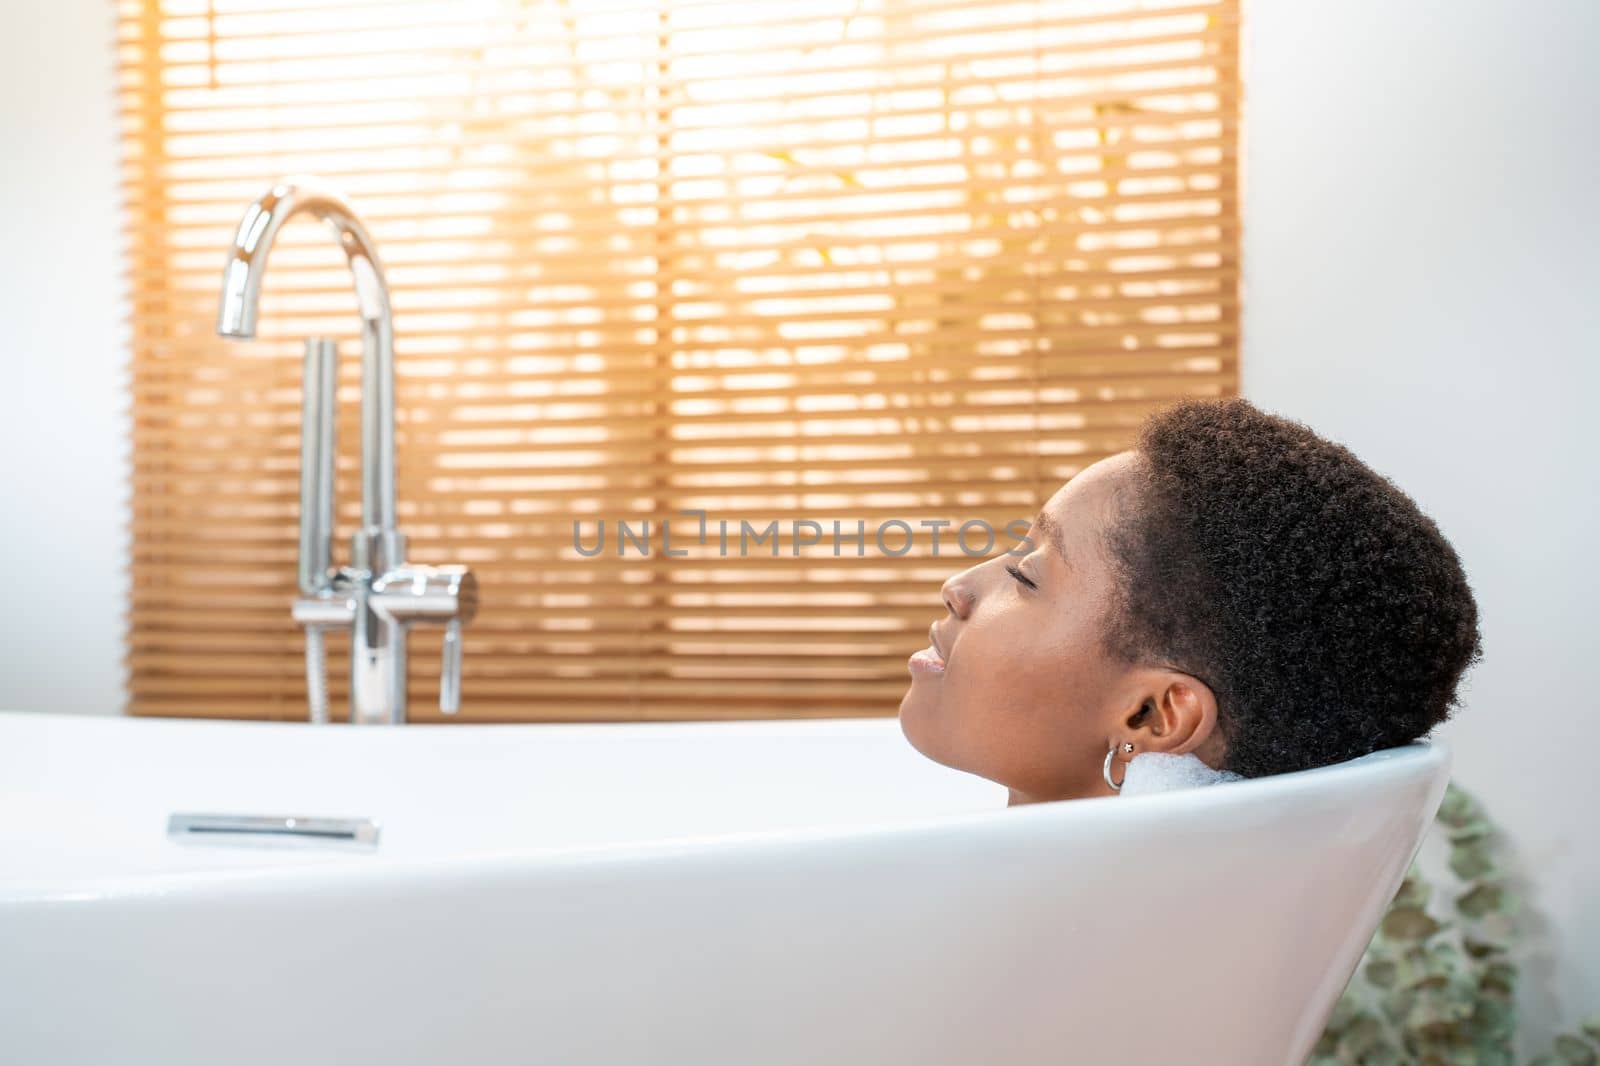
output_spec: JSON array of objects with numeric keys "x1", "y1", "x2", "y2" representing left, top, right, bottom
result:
[{"x1": 0, "y1": 710, "x2": 1449, "y2": 1066}]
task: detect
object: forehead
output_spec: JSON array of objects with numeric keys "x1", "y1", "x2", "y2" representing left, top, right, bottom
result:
[{"x1": 1034, "y1": 452, "x2": 1139, "y2": 559}]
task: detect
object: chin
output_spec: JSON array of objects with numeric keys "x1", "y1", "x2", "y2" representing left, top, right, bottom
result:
[
  {"x1": 896, "y1": 689, "x2": 951, "y2": 768},
  {"x1": 896, "y1": 689, "x2": 928, "y2": 751}
]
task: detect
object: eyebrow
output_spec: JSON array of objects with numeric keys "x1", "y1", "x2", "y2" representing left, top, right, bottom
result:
[{"x1": 1033, "y1": 511, "x2": 1068, "y2": 563}]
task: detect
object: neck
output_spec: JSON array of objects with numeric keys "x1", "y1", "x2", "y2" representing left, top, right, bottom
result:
[{"x1": 1007, "y1": 782, "x2": 1109, "y2": 806}]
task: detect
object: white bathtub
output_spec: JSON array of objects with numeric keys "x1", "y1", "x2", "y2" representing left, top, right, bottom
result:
[{"x1": 0, "y1": 711, "x2": 1448, "y2": 1066}]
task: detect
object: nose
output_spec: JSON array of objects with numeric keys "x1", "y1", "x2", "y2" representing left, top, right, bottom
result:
[{"x1": 940, "y1": 566, "x2": 977, "y2": 619}]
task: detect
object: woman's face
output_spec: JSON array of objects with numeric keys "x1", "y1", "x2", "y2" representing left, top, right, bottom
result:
[{"x1": 898, "y1": 450, "x2": 1151, "y2": 803}]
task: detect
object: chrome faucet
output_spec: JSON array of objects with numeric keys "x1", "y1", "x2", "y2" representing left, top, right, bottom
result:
[{"x1": 217, "y1": 177, "x2": 477, "y2": 724}]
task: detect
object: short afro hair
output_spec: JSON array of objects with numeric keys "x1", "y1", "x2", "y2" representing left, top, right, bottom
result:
[{"x1": 1102, "y1": 397, "x2": 1482, "y2": 779}]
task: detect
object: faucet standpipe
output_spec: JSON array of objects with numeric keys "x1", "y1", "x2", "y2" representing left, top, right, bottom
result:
[{"x1": 218, "y1": 178, "x2": 478, "y2": 723}]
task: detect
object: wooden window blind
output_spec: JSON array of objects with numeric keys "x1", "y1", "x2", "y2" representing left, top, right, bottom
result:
[{"x1": 119, "y1": 0, "x2": 1240, "y2": 722}]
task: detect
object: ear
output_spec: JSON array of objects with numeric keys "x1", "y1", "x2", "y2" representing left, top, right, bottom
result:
[{"x1": 1122, "y1": 670, "x2": 1220, "y2": 756}]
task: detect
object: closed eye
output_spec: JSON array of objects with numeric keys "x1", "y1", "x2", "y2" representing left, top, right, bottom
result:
[{"x1": 1005, "y1": 564, "x2": 1037, "y2": 591}]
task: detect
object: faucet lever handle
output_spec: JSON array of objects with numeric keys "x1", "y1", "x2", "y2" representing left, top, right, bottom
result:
[
  {"x1": 368, "y1": 565, "x2": 476, "y2": 717},
  {"x1": 440, "y1": 618, "x2": 463, "y2": 715}
]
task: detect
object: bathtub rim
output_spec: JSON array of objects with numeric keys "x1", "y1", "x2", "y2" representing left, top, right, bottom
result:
[{"x1": 0, "y1": 729, "x2": 1450, "y2": 906}]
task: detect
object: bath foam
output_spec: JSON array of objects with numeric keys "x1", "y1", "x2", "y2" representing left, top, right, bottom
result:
[{"x1": 1120, "y1": 751, "x2": 1244, "y2": 796}]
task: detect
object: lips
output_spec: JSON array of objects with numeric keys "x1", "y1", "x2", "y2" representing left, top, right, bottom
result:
[{"x1": 908, "y1": 622, "x2": 948, "y2": 676}]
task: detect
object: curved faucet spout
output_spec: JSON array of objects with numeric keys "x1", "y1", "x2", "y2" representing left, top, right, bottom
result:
[
  {"x1": 216, "y1": 177, "x2": 397, "y2": 536},
  {"x1": 215, "y1": 176, "x2": 473, "y2": 725}
]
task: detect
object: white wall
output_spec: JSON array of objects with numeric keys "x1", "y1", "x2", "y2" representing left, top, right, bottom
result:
[
  {"x1": 0, "y1": 0, "x2": 125, "y2": 714},
  {"x1": 1, "y1": 0, "x2": 1595, "y2": 1048},
  {"x1": 1243, "y1": 0, "x2": 1600, "y2": 1049}
]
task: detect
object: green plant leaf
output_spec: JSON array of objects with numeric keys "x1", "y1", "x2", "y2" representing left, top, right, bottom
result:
[
  {"x1": 1363, "y1": 1043, "x2": 1405, "y2": 1066},
  {"x1": 1407, "y1": 984, "x2": 1476, "y2": 1030},
  {"x1": 1447, "y1": 817, "x2": 1494, "y2": 845},
  {"x1": 1381, "y1": 988, "x2": 1412, "y2": 1026},
  {"x1": 1405, "y1": 1030, "x2": 1471, "y2": 1064},
  {"x1": 1339, "y1": 1010, "x2": 1387, "y2": 1058},
  {"x1": 1477, "y1": 961, "x2": 1517, "y2": 997},
  {"x1": 1456, "y1": 883, "x2": 1507, "y2": 919},
  {"x1": 1436, "y1": 783, "x2": 1482, "y2": 828},
  {"x1": 1553, "y1": 1033, "x2": 1600, "y2": 1065},
  {"x1": 1394, "y1": 874, "x2": 1433, "y2": 909},
  {"x1": 1469, "y1": 1044, "x2": 1516, "y2": 1065},
  {"x1": 1324, "y1": 993, "x2": 1361, "y2": 1031},
  {"x1": 1469, "y1": 994, "x2": 1517, "y2": 1043},
  {"x1": 1463, "y1": 937, "x2": 1510, "y2": 960},
  {"x1": 1450, "y1": 840, "x2": 1498, "y2": 880},
  {"x1": 1471, "y1": 912, "x2": 1516, "y2": 950},
  {"x1": 1383, "y1": 906, "x2": 1444, "y2": 941},
  {"x1": 1367, "y1": 957, "x2": 1398, "y2": 988},
  {"x1": 1422, "y1": 940, "x2": 1466, "y2": 975}
]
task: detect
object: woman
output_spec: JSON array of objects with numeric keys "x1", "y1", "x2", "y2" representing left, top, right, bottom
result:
[{"x1": 899, "y1": 397, "x2": 1483, "y2": 805}]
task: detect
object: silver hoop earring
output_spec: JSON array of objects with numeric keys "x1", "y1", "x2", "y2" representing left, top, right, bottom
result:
[{"x1": 1103, "y1": 742, "x2": 1134, "y2": 791}]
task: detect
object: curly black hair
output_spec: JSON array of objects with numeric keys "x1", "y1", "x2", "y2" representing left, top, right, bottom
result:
[{"x1": 1101, "y1": 397, "x2": 1483, "y2": 779}]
